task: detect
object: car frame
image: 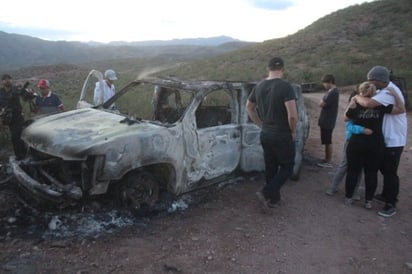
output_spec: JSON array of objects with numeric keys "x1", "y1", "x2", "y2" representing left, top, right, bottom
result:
[{"x1": 10, "y1": 70, "x2": 309, "y2": 209}]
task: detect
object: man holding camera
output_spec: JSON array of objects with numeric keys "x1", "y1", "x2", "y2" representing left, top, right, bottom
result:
[{"x1": 0, "y1": 74, "x2": 33, "y2": 159}]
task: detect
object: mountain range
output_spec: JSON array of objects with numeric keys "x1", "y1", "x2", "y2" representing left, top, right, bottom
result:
[
  {"x1": 1, "y1": 0, "x2": 411, "y2": 108},
  {"x1": 0, "y1": 33, "x2": 254, "y2": 71}
]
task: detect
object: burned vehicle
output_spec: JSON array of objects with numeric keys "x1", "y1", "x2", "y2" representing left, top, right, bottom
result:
[{"x1": 10, "y1": 70, "x2": 309, "y2": 209}]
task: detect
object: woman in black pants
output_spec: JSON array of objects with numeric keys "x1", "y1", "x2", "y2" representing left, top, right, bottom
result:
[{"x1": 344, "y1": 82, "x2": 405, "y2": 209}]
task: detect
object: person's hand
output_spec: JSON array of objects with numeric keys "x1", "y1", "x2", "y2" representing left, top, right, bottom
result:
[
  {"x1": 363, "y1": 128, "x2": 373, "y2": 135},
  {"x1": 319, "y1": 99, "x2": 324, "y2": 107},
  {"x1": 348, "y1": 96, "x2": 357, "y2": 108},
  {"x1": 291, "y1": 131, "x2": 296, "y2": 141},
  {"x1": 27, "y1": 88, "x2": 35, "y2": 95}
]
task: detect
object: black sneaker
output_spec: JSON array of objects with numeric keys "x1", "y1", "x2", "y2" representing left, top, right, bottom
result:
[{"x1": 378, "y1": 204, "x2": 397, "y2": 217}]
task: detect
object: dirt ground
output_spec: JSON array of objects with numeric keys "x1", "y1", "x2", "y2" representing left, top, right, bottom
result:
[{"x1": 0, "y1": 91, "x2": 411, "y2": 274}]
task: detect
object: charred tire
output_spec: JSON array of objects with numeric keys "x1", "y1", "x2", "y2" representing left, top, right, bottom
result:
[{"x1": 118, "y1": 171, "x2": 159, "y2": 211}]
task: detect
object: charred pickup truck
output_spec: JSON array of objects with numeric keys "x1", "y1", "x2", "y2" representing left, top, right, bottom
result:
[{"x1": 10, "y1": 70, "x2": 309, "y2": 209}]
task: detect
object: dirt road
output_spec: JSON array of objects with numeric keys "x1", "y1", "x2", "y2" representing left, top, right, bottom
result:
[{"x1": 1, "y1": 91, "x2": 411, "y2": 273}]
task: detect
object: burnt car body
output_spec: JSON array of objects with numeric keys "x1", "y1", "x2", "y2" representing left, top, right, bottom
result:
[{"x1": 10, "y1": 70, "x2": 309, "y2": 209}]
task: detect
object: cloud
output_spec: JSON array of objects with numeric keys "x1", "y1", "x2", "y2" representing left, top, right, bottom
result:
[
  {"x1": 247, "y1": 0, "x2": 294, "y2": 10},
  {"x1": 0, "y1": 0, "x2": 373, "y2": 43}
]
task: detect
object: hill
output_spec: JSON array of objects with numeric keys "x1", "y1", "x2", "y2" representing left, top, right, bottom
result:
[
  {"x1": 107, "y1": 35, "x2": 246, "y2": 46},
  {"x1": 2, "y1": 0, "x2": 411, "y2": 109},
  {"x1": 160, "y1": 0, "x2": 411, "y2": 90},
  {"x1": 0, "y1": 33, "x2": 253, "y2": 71}
]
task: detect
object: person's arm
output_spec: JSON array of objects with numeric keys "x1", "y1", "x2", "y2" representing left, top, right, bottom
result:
[
  {"x1": 353, "y1": 95, "x2": 381, "y2": 108},
  {"x1": 57, "y1": 99, "x2": 64, "y2": 111},
  {"x1": 344, "y1": 96, "x2": 358, "y2": 121},
  {"x1": 103, "y1": 84, "x2": 111, "y2": 103},
  {"x1": 30, "y1": 97, "x2": 39, "y2": 113},
  {"x1": 246, "y1": 99, "x2": 262, "y2": 128},
  {"x1": 319, "y1": 98, "x2": 325, "y2": 108},
  {"x1": 346, "y1": 120, "x2": 373, "y2": 135},
  {"x1": 17, "y1": 82, "x2": 37, "y2": 103},
  {"x1": 285, "y1": 99, "x2": 298, "y2": 141},
  {"x1": 55, "y1": 94, "x2": 64, "y2": 112},
  {"x1": 320, "y1": 90, "x2": 338, "y2": 108},
  {"x1": 386, "y1": 87, "x2": 406, "y2": 114}
]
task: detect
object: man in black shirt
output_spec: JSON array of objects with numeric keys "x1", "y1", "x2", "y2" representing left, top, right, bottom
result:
[
  {"x1": 317, "y1": 74, "x2": 340, "y2": 168},
  {"x1": 246, "y1": 57, "x2": 298, "y2": 212}
]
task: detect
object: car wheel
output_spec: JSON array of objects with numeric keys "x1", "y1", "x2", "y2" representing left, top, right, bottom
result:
[{"x1": 118, "y1": 171, "x2": 159, "y2": 210}]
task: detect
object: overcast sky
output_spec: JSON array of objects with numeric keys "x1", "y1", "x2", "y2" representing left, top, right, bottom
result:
[{"x1": 0, "y1": 0, "x2": 373, "y2": 43}]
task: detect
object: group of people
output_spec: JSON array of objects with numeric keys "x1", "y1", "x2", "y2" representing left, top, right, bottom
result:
[
  {"x1": 1, "y1": 67, "x2": 185, "y2": 160},
  {"x1": 0, "y1": 69, "x2": 119, "y2": 159},
  {"x1": 0, "y1": 74, "x2": 64, "y2": 116},
  {"x1": 0, "y1": 74, "x2": 65, "y2": 159},
  {"x1": 318, "y1": 66, "x2": 407, "y2": 217},
  {"x1": 246, "y1": 57, "x2": 407, "y2": 218}
]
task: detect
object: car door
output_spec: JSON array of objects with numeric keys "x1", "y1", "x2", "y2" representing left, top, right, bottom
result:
[
  {"x1": 182, "y1": 88, "x2": 242, "y2": 186},
  {"x1": 77, "y1": 69, "x2": 104, "y2": 108}
]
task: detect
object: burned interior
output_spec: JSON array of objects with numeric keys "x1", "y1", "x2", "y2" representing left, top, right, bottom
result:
[{"x1": 10, "y1": 71, "x2": 309, "y2": 211}]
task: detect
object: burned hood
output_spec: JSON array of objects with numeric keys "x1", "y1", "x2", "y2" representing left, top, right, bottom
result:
[{"x1": 22, "y1": 108, "x2": 157, "y2": 160}]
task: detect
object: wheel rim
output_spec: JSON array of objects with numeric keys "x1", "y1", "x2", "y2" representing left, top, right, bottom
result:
[{"x1": 119, "y1": 172, "x2": 159, "y2": 209}]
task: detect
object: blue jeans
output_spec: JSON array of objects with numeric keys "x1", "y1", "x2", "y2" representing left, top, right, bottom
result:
[{"x1": 260, "y1": 130, "x2": 295, "y2": 203}]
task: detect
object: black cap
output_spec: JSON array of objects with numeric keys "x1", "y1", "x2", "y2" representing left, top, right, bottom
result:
[
  {"x1": 1, "y1": 74, "x2": 12, "y2": 81},
  {"x1": 268, "y1": 57, "x2": 284, "y2": 70}
]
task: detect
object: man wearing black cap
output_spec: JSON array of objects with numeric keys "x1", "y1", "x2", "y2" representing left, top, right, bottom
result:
[
  {"x1": 246, "y1": 57, "x2": 298, "y2": 212},
  {"x1": 0, "y1": 74, "x2": 31, "y2": 159},
  {"x1": 355, "y1": 65, "x2": 407, "y2": 217}
]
